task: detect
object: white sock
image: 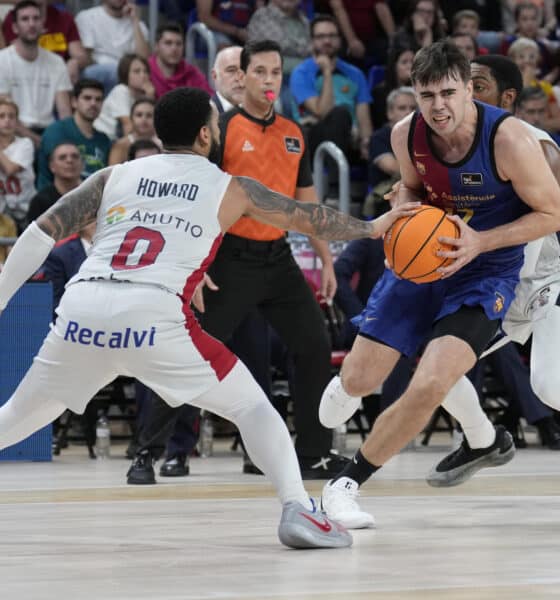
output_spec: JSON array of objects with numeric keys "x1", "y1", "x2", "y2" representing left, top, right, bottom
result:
[
  {"x1": 236, "y1": 402, "x2": 313, "y2": 510},
  {"x1": 193, "y1": 361, "x2": 313, "y2": 511},
  {"x1": 442, "y1": 376, "x2": 496, "y2": 449}
]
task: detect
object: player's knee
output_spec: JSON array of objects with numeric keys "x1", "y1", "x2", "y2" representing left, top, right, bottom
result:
[
  {"x1": 340, "y1": 355, "x2": 380, "y2": 397},
  {"x1": 408, "y1": 372, "x2": 448, "y2": 412}
]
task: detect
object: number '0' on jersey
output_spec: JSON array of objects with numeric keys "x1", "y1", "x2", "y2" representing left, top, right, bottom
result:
[{"x1": 68, "y1": 154, "x2": 232, "y2": 297}]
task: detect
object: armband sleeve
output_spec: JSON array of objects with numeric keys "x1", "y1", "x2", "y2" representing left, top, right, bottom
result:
[{"x1": 0, "y1": 222, "x2": 56, "y2": 311}]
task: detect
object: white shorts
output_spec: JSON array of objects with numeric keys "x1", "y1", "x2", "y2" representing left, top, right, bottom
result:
[
  {"x1": 24, "y1": 281, "x2": 237, "y2": 413},
  {"x1": 501, "y1": 273, "x2": 560, "y2": 344}
]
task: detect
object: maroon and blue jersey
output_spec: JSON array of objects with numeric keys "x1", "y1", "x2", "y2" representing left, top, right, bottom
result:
[
  {"x1": 408, "y1": 101, "x2": 529, "y2": 277},
  {"x1": 353, "y1": 101, "x2": 528, "y2": 357},
  {"x1": 212, "y1": 1, "x2": 255, "y2": 28}
]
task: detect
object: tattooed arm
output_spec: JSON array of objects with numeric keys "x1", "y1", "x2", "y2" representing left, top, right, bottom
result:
[
  {"x1": 37, "y1": 168, "x2": 111, "y2": 241},
  {"x1": 218, "y1": 176, "x2": 420, "y2": 241},
  {"x1": 0, "y1": 169, "x2": 111, "y2": 312}
]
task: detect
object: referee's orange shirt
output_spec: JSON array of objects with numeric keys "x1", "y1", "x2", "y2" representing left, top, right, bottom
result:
[{"x1": 219, "y1": 107, "x2": 313, "y2": 241}]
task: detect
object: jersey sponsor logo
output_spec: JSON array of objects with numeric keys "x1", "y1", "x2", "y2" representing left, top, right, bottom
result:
[
  {"x1": 130, "y1": 210, "x2": 203, "y2": 238},
  {"x1": 137, "y1": 177, "x2": 199, "y2": 201},
  {"x1": 461, "y1": 173, "x2": 483, "y2": 186},
  {"x1": 64, "y1": 320, "x2": 156, "y2": 348},
  {"x1": 415, "y1": 161, "x2": 426, "y2": 175},
  {"x1": 493, "y1": 292, "x2": 505, "y2": 313},
  {"x1": 107, "y1": 206, "x2": 126, "y2": 225},
  {"x1": 526, "y1": 283, "x2": 554, "y2": 318},
  {"x1": 242, "y1": 139, "x2": 255, "y2": 152},
  {"x1": 284, "y1": 137, "x2": 301, "y2": 154}
]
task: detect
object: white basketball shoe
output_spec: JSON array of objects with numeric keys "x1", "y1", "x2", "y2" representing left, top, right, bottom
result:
[
  {"x1": 319, "y1": 376, "x2": 362, "y2": 429},
  {"x1": 321, "y1": 477, "x2": 375, "y2": 529}
]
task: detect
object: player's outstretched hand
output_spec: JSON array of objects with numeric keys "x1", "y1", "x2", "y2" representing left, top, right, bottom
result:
[
  {"x1": 373, "y1": 202, "x2": 421, "y2": 239},
  {"x1": 191, "y1": 273, "x2": 219, "y2": 313},
  {"x1": 384, "y1": 181, "x2": 423, "y2": 208},
  {"x1": 436, "y1": 215, "x2": 484, "y2": 278}
]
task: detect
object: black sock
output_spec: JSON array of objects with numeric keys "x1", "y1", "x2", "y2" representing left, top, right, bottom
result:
[{"x1": 332, "y1": 450, "x2": 380, "y2": 486}]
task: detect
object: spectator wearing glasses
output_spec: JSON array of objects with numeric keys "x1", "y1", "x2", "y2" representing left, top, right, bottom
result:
[
  {"x1": 392, "y1": 0, "x2": 446, "y2": 51},
  {"x1": 290, "y1": 14, "x2": 372, "y2": 163}
]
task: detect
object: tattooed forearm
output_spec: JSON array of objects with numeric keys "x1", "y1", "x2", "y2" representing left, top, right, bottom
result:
[
  {"x1": 237, "y1": 176, "x2": 374, "y2": 240},
  {"x1": 36, "y1": 169, "x2": 110, "y2": 241}
]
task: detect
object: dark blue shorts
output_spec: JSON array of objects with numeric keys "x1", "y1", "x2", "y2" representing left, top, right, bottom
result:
[{"x1": 352, "y1": 267, "x2": 518, "y2": 357}]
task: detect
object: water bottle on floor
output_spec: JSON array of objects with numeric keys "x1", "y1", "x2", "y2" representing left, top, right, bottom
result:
[
  {"x1": 95, "y1": 415, "x2": 111, "y2": 459},
  {"x1": 199, "y1": 412, "x2": 214, "y2": 458},
  {"x1": 332, "y1": 424, "x2": 347, "y2": 454}
]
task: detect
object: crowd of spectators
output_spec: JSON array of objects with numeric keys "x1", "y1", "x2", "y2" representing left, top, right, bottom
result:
[{"x1": 2, "y1": 0, "x2": 560, "y2": 241}]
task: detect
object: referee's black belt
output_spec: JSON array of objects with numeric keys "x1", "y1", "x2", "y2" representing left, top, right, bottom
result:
[{"x1": 222, "y1": 233, "x2": 288, "y2": 255}]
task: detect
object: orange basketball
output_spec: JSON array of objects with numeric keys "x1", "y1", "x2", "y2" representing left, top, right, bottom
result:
[{"x1": 383, "y1": 205, "x2": 459, "y2": 283}]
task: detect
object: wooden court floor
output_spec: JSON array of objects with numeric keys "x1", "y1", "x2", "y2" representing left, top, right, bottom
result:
[{"x1": 0, "y1": 435, "x2": 559, "y2": 600}]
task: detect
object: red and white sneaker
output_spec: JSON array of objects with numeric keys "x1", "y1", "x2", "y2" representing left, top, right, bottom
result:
[{"x1": 278, "y1": 499, "x2": 353, "y2": 549}]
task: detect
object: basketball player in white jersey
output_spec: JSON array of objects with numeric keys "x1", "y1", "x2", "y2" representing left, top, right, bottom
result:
[{"x1": 0, "y1": 87, "x2": 419, "y2": 549}]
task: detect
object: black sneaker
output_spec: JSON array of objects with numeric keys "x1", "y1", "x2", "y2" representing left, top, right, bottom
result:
[
  {"x1": 159, "y1": 454, "x2": 189, "y2": 477},
  {"x1": 426, "y1": 425, "x2": 515, "y2": 488},
  {"x1": 299, "y1": 452, "x2": 351, "y2": 480},
  {"x1": 242, "y1": 452, "x2": 264, "y2": 475},
  {"x1": 127, "y1": 451, "x2": 156, "y2": 485},
  {"x1": 535, "y1": 416, "x2": 560, "y2": 450}
]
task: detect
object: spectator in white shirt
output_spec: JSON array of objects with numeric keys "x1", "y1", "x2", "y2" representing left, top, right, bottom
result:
[
  {"x1": 0, "y1": 97, "x2": 36, "y2": 231},
  {"x1": 0, "y1": 0, "x2": 72, "y2": 148},
  {"x1": 76, "y1": 0, "x2": 150, "y2": 94}
]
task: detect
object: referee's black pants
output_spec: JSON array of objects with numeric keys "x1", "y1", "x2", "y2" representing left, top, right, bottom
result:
[{"x1": 136, "y1": 234, "x2": 334, "y2": 458}]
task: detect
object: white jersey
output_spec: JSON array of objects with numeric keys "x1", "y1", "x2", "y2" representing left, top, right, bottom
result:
[
  {"x1": 68, "y1": 153, "x2": 231, "y2": 297},
  {"x1": 501, "y1": 121, "x2": 560, "y2": 343},
  {"x1": 0, "y1": 136, "x2": 36, "y2": 221}
]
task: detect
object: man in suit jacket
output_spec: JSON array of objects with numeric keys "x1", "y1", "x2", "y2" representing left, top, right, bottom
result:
[{"x1": 211, "y1": 45, "x2": 244, "y2": 113}]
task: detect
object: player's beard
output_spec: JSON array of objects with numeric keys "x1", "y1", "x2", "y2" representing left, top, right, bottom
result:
[{"x1": 208, "y1": 134, "x2": 221, "y2": 165}]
